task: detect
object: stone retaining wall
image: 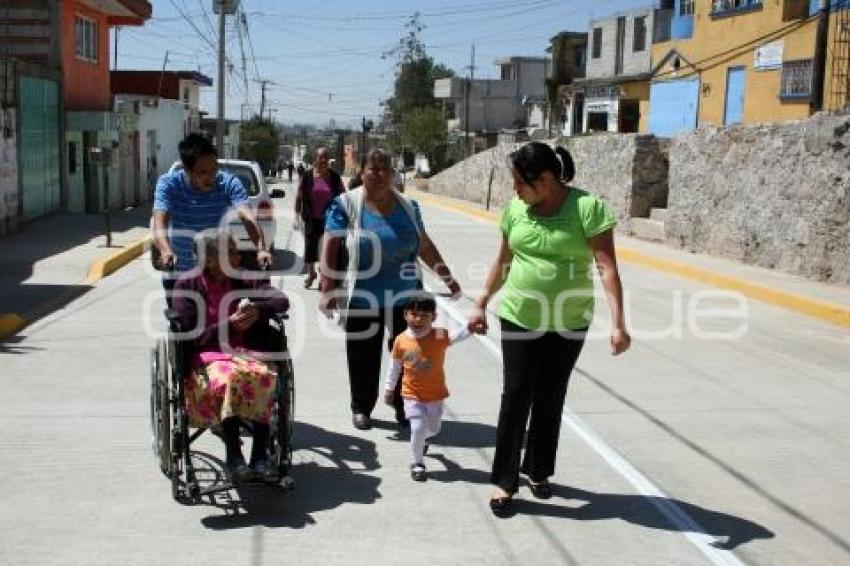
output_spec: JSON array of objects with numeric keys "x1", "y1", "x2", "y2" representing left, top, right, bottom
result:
[
  {"x1": 427, "y1": 114, "x2": 849, "y2": 284},
  {"x1": 666, "y1": 112, "x2": 850, "y2": 284},
  {"x1": 427, "y1": 134, "x2": 669, "y2": 232}
]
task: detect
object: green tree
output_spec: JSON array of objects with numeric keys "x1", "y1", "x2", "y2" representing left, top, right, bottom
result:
[
  {"x1": 399, "y1": 108, "x2": 447, "y2": 172},
  {"x1": 239, "y1": 116, "x2": 280, "y2": 173},
  {"x1": 382, "y1": 14, "x2": 454, "y2": 126},
  {"x1": 381, "y1": 13, "x2": 456, "y2": 172}
]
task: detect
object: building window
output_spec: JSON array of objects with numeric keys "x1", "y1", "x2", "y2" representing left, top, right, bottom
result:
[
  {"x1": 592, "y1": 28, "x2": 602, "y2": 59},
  {"x1": 711, "y1": 0, "x2": 763, "y2": 15},
  {"x1": 501, "y1": 65, "x2": 513, "y2": 80},
  {"x1": 780, "y1": 59, "x2": 813, "y2": 98},
  {"x1": 680, "y1": 0, "x2": 695, "y2": 15},
  {"x1": 574, "y1": 46, "x2": 587, "y2": 68},
  {"x1": 74, "y1": 16, "x2": 98, "y2": 62},
  {"x1": 587, "y1": 112, "x2": 609, "y2": 132},
  {"x1": 633, "y1": 16, "x2": 647, "y2": 52},
  {"x1": 183, "y1": 87, "x2": 190, "y2": 104}
]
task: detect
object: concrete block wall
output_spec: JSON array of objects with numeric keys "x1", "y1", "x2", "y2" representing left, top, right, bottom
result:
[
  {"x1": 666, "y1": 112, "x2": 850, "y2": 284},
  {"x1": 587, "y1": 8, "x2": 653, "y2": 79}
]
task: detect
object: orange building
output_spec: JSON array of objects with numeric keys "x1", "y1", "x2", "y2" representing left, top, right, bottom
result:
[{"x1": 61, "y1": 0, "x2": 151, "y2": 111}]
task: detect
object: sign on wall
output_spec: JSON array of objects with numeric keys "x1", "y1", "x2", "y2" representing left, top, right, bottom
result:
[
  {"x1": 755, "y1": 41, "x2": 784, "y2": 71},
  {"x1": 586, "y1": 101, "x2": 614, "y2": 113}
]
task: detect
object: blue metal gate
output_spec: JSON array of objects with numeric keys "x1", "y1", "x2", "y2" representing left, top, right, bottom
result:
[
  {"x1": 724, "y1": 67, "x2": 746, "y2": 126},
  {"x1": 648, "y1": 79, "x2": 699, "y2": 137}
]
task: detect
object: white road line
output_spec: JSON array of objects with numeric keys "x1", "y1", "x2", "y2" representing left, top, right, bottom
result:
[{"x1": 433, "y1": 292, "x2": 747, "y2": 566}]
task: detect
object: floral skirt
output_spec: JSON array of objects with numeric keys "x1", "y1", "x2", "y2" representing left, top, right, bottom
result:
[{"x1": 185, "y1": 355, "x2": 277, "y2": 428}]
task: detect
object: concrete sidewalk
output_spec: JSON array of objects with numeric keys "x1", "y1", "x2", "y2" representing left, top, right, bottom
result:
[
  {"x1": 408, "y1": 187, "x2": 850, "y2": 329},
  {"x1": 0, "y1": 205, "x2": 152, "y2": 339}
]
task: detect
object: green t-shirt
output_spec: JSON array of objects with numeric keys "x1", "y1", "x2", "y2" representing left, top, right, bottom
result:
[{"x1": 498, "y1": 188, "x2": 616, "y2": 331}]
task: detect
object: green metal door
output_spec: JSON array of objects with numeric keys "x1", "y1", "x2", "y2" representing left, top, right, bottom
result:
[{"x1": 19, "y1": 76, "x2": 61, "y2": 221}]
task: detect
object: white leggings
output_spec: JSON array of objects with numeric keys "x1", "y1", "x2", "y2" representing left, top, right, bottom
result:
[{"x1": 405, "y1": 399, "x2": 444, "y2": 465}]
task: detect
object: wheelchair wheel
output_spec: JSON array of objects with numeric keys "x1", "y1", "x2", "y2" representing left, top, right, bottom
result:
[
  {"x1": 170, "y1": 402, "x2": 190, "y2": 502},
  {"x1": 150, "y1": 339, "x2": 171, "y2": 475},
  {"x1": 269, "y1": 358, "x2": 295, "y2": 481},
  {"x1": 166, "y1": 342, "x2": 195, "y2": 503}
]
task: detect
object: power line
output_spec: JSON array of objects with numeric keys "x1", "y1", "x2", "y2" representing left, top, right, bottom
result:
[
  {"x1": 247, "y1": 0, "x2": 561, "y2": 22},
  {"x1": 233, "y1": 8, "x2": 251, "y2": 105},
  {"x1": 169, "y1": 0, "x2": 216, "y2": 52},
  {"x1": 196, "y1": 0, "x2": 217, "y2": 42},
  {"x1": 239, "y1": 4, "x2": 262, "y2": 81},
  {"x1": 271, "y1": 100, "x2": 380, "y2": 119}
]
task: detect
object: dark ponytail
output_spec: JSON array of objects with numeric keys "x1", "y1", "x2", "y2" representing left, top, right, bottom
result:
[
  {"x1": 554, "y1": 146, "x2": 575, "y2": 183},
  {"x1": 509, "y1": 141, "x2": 575, "y2": 185}
]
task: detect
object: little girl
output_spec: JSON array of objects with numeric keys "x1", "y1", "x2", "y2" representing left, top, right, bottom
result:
[{"x1": 384, "y1": 292, "x2": 471, "y2": 481}]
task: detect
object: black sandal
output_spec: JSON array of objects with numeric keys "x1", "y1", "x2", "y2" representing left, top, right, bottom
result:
[
  {"x1": 489, "y1": 494, "x2": 513, "y2": 517},
  {"x1": 528, "y1": 480, "x2": 552, "y2": 499}
]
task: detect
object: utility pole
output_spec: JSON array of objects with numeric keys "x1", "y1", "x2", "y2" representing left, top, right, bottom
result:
[
  {"x1": 215, "y1": 0, "x2": 228, "y2": 152},
  {"x1": 155, "y1": 51, "x2": 170, "y2": 106},
  {"x1": 255, "y1": 79, "x2": 273, "y2": 118},
  {"x1": 361, "y1": 116, "x2": 367, "y2": 160},
  {"x1": 810, "y1": 0, "x2": 830, "y2": 114},
  {"x1": 465, "y1": 43, "x2": 476, "y2": 157},
  {"x1": 113, "y1": 26, "x2": 119, "y2": 69},
  {"x1": 360, "y1": 116, "x2": 373, "y2": 160}
]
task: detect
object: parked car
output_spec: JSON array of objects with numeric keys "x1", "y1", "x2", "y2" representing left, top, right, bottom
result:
[{"x1": 168, "y1": 159, "x2": 277, "y2": 253}]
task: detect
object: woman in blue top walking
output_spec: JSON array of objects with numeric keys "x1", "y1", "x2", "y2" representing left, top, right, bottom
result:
[{"x1": 319, "y1": 148, "x2": 461, "y2": 431}]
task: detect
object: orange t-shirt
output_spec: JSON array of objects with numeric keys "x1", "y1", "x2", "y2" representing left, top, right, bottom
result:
[{"x1": 391, "y1": 328, "x2": 451, "y2": 402}]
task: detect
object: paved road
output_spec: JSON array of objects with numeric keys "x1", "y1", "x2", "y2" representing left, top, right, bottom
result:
[{"x1": 1, "y1": 182, "x2": 848, "y2": 565}]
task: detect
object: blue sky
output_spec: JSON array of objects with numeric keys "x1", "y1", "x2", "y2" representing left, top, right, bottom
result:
[{"x1": 115, "y1": 0, "x2": 654, "y2": 128}]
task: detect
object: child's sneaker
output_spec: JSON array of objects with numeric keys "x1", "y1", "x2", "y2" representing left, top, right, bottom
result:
[{"x1": 410, "y1": 463, "x2": 426, "y2": 482}]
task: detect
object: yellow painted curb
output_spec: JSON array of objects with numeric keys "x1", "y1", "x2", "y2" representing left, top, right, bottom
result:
[
  {"x1": 0, "y1": 313, "x2": 26, "y2": 340},
  {"x1": 409, "y1": 189, "x2": 500, "y2": 223},
  {"x1": 409, "y1": 189, "x2": 850, "y2": 328},
  {"x1": 85, "y1": 236, "x2": 150, "y2": 284}
]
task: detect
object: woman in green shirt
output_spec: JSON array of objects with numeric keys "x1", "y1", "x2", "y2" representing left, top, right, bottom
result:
[{"x1": 468, "y1": 142, "x2": 631, "y2": 516}]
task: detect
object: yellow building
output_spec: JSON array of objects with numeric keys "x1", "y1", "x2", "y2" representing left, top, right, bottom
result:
[{"x1": 645, "y1": 0, "x2": 849, "y2": 136}]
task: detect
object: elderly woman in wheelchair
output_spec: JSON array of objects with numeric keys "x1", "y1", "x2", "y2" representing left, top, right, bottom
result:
[{"x1": 152, "y1": 229, "x2": 294, "y2": 501}]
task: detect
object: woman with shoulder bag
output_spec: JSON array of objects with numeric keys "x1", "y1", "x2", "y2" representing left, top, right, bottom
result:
[
  {"x1": 318, "y1": 148, "x2": 461, "y2": 432},
  {"x1": 295, "y1": 147, "x2": 344, "y2": 288}
]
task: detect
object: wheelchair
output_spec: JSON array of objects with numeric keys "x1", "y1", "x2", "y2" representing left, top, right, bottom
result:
[{"x1": 150, "y1": 308, "x2": 295, "y2": 504}]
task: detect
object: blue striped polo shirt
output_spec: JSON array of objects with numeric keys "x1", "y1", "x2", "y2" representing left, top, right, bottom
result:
[{"x1": 153, "y1": 169, "x2": 248, "y2": 272}]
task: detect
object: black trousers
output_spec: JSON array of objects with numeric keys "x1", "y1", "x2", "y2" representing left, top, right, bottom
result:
[
  {"x1": 303, "y1": 217, "x2": 325, "y2": 263},
  {"x1": 344, "y1": 306, "x2": 407, "y2": 422},
  {"x1": 491, "y1": 318, "x2": 587, "y2": 494}
]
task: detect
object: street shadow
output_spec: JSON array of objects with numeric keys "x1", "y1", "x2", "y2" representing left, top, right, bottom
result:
[
  {"x1": 200, "y1": 422, "x2": 382, "y2": 529},
  {"x1": 420, "y1": 448, "x2": 772, "y2": 550},
  {"x1": 425, "y1": 452, "x2": 491, "y2": 485},
  {"x1": 510, "y1": 484, "x2": 775, "y2": 550},
  {"x1": 370, "y1": 418, "x2": 497, "y2": 449},
  {"x1": 0, "y1": 207, "x2": 150, "y2": 328},
  {"x1": 0, "y1": 334, "x2": 45, "y2": 354},
  {"x1": 272, "y1": 248, "x2": 303, "y2": 275}
]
